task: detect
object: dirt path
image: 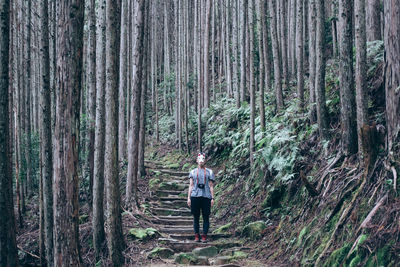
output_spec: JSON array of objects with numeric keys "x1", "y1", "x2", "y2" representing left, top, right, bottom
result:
[{"x1": 143, "y1": 160, "x2": 265, "y2": 266}]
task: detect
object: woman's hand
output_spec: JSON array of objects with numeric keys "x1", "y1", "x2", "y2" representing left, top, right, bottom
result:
[
  {"x1": 211, "y1": 199, "x2": 214, "y2": 207},
  {"x1": 187, "y1": 198, "x2": 191, "y2": 208}
]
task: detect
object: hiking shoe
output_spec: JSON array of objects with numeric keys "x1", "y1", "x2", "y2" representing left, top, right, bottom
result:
[
  {"x1": 194, "y1": 233, "x2": 200, "y2": 242},
  {"x1": 201, "y1": 234, "x2": 207, "y2": 243}
]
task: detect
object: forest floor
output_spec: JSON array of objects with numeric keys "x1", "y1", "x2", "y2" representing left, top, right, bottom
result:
[{"x1": 15, "y1": 144, "x2": 274, "y2": 266}]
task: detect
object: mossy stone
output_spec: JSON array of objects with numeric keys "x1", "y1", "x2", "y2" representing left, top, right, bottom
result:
[
  {"x1": 174, "y1": 252, "x2": 197, "y2": 265},
  {"x1": 213, "y1": 222, "x2": 232, "y2": 234},
  {"x1": 147, "y1": 247, "x2": 174, "y2": 259},
  {"x1": 232, "y1": 250, "x2": 248, "y2": 259},
  {"x1": 128, "y1": 228, "x2": 160, "y2": 240},
  {"x1": 167, "y1": 163, "x2": 180, "y2": 169},
  {"x1": 241, "y1": 221, "x2": 267, "y2": 240},
  {"x1": 192, "y1": 246, "x2": 218, "y2": 257}
]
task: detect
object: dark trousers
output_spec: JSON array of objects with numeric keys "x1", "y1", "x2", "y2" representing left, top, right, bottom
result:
[{"x1": 190, "y1": 196, "x2": 211, "y2": 234}]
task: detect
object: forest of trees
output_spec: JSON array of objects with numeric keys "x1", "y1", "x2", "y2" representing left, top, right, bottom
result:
[{"x1": 0, "y1": 0, "x2": 399, "y2": 266}]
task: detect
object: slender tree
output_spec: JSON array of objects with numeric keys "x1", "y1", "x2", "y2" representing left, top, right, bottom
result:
[
  {"x1": 118, "y1": 0, "x2": 128, "y2": 163},
  {"x1": 204, "y1": 0, "x2": 212, "y2": 108},
  {"x1": 296, "y1": 0, "x2": 304, "y2": 109},
  {"x1": 239, "y1": 0, "x2": 247, "y2": 104},
  {"x1": 366, "y1": 0, "x2": 381, "y2": 41},
  {"x1": 93, "y1": 0, "x2": 106, "y2": 258},
  {"x1": 39, "y1": 0, "x2": 53, "y2": 264},
  {"x1": 270, "y1": 0, "x2": 284, "y2": 110},
  {"x1": 0, "y1": 0, "x2": 19, "y2": 264},
  {"x1": 104, "y1": 0, "x2": 124, "y2": 264},
  {"x1": 384, "y1": 0, "x2": 400, "y2": 154},
  {"x1": 308, "y1": 0, "x2": 317, "y2": 123},
  {"x1": 53, "y1": 0, "x2": 85, "y2": 265},
  {"x1": 355, "y1": 0, "x2": 369, "y2": 155},
  {"x1": 338, "y1": 0, "x2": 357, "y2": 155},
  {"x1": 86, "y1": 0, "x2": 96, "y2": 207},
  {"x1": 249, "y1": 0, "x2": 255, "y2": 166},
  {"x1": 315, "y1": 0, "x2": 329, "y2": 138},
  {"x1": 126, "y1": 0, "x2": 145, "y2": 207}
]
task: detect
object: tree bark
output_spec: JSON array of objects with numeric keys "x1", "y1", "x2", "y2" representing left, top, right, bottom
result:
[
  {"x1": 249, "y1": 0, "x2": 255, "y2": 166},
  {"x1": 279, "y1": 0, "x2": 289, "y2": 91},
  {"x1": 53, "y1": 1, "x2": 84, "y2": 265},
  {"x1": 257, "y1": 0, "x2": 265, "y2": 132},
  {"x1": 86, "y1": 0, "x2": 96, "y2": 209},
  {"x1": 366, "y1": 0, "x2": 381, "y2": 41},
  {"x1": 204, "y1": 0, "x2": 212, "y2": 108},
  {"x1": 384, "y1": 0, "x2": 400, "y2": 154},
  {"x1": 126, "y1": 0, "x2": 145, "y2": 207},
  {"x1": 0, "y1": 0, "x2": 19, "y2": 264},
  {"x1": 355, "y1": 0, "x2": 369, "y2": 156},
  {"x1": 39, "y1": 0, "x2": 53, "y2": 264},
  {"x1": 308, "y1": 0, "x2": 317, "y2": 123},
  {"x1": 93, "y1": 0, "x2": 106, "y2": 259},
  {"x1": 262, "y1": 1, "x2": 272, "y2": 92},
  {"x1": 338, "y1": 0, "x2": 357, "y2": 155},
  {"x1": 104, "y1": 0, "x2": 125, "y2": 264},
  {"x1": 296, "y1": 0, "x2": 304, "y2": 109},
  {"x1": 239, "y1": 0, "x2": 247, "y2": 104},
  {"x1": 270, "y1": 0, "x2": 284, "y2": 110},
  {"x1": 315, "y1": 0, "x2": 329, "y2": 138}
]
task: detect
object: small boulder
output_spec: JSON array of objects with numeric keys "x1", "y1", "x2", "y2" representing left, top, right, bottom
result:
[
  {"x1": 211, "y1": 256, "x2": 234, "y2": 265},
  {"x1": 174, "y1": 252, "x2": 197, "y2": 265},
  {"x1": 147, "y1": 247, "x2": 174, "y2": 259},
  {"x1": 192, "y1": 246, "x2": 218, "y2": 258},
  {"x1": 241, "y1": 221, "x2": 267, "y2": 240},
  {"x1": 129, "y1": 227, "x2": 160, "y2": 240}
]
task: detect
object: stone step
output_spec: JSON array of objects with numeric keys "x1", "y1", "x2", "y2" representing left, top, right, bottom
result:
[
  {"x1": 150, "y1": 200, "x2": 188, "y2": 209},
  {"x1": 155, "y1": 189, "x2": 187, "y2": 197},
  {"x1": 159, "y1": 227, "x2": 215, "y2": 234},
  {"x1": 156, "y1": 215, "x2": 193, "y2": 220},
  {"x1": 152, "y1": 207, "x2": 191, "y2": 217},
  {"x1": 158, "y1": 181, "x2": 187, "y2": 191},
  {"x1": 159, "y1": 196, "x2": 187, "y2": 201},
  {"x1": 168, "y1": 233, "x2": 232, "y2": 241},
  {"x1": 158, "y1": 238, "x2": 242, "y2": 253},
  {"x1": 151, "y1": 218, "x2": 193, "y2": 226},
  {"x1": 147, "y1": 168, "x2": 188, "y2": 177}
]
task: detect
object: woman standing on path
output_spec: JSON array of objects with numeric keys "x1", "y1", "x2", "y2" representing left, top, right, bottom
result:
[{"x1": 187, "y1": 153, "x2": 215, "y2": 242}]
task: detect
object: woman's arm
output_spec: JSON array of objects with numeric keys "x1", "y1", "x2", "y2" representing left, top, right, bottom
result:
[
  {"x1": 187, "y1": 178, "x2": 193, "y2": 207},
  {"x1": 209, "y1": 180, "x2": 214, "y2": 206}
]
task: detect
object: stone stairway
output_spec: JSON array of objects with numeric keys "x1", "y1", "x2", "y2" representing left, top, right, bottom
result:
[{"x1": 144, "y1": 160, "x2": 249, "y2": 266}]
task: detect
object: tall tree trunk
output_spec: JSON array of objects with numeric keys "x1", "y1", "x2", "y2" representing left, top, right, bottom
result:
[
  {"x1": 249, "y1": 0, "x2": 255, "y2": 166},
  {"x1": 204, "y1": 0, "x2": 212, "y2": 108},
  {"x1": 270, "y1": 0, "x2": 284, "y2": 110},
  {"x1": 262, "y1": 1, "x2": 272, "y2": 92},
  {"x1": 163, "y1": 1, "x2": 170, "y2": 115},
  {"x1": 384, "y1": 0, "x2": 400, "y2": 154},
  {"x1": 39, "y1": 0, "x2": 54, "y2": 264},
  {"x1": 126, "y1": 0, "x2": 145, "y2": 207},
  {"x1": 104, "y1": 0, "x2": 125, "y2": 264},
  {"x1": 279, "y1": 0, "x2": 289, "y2": 91},
  {"x1": 331, "y1": 1, "x2": 338, "y2": 57},
  {"x1": 296, "y1": 0, "x2": 304, "y2": 109},
  {"x1": 25, "y1": 0, "x2": 33, "y2": 196},
  {"x1": 239, "y1": 0, "x2": 247, "y2": 104},
  {"x1": 308, "y1": 0, "x2": 317, "y2": 123},
  {"x1": 315, "y1": 0, "x2": 329, "y2": 138},
  {"x1": 53, "y1": 0, "x2": 84, "y2": 265},
  {"x1": 289, "y1": 0, "x2": 297, "y2": 78},
  {"x1": 366, "y1": 0, "x2": 381, "y2": 41},
  {"x1": 86, "y1": 0, "x2": 96, "y2": 209},
  {"x1": 0, "y1": 0, "x2": 19, "y2": 264},
  {"x1": 338, "y1": 0, "x2": 357, "y2": 155},
  {"x1": 118, "y1": 0, "x2": 128, "y2": 164},
  {"x1": 257, "y1": 0, "x2": 265, "y2": 132},
  {"x1": 355, "y1": 0, "x2": 369, "y2": 156},
  {"x1": 93, "y1": 0, "x2": 106, "y2": 259}
]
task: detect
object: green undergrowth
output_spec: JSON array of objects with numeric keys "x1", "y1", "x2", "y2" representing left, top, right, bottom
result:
[{"x1": 146, "y1": 41, "x2": 398, "y2": 265}]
